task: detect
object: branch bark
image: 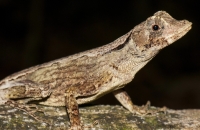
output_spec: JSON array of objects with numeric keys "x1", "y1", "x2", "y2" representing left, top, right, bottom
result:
[{"x1": 0, "y1": 104, "x2": 200, "y2": 129}]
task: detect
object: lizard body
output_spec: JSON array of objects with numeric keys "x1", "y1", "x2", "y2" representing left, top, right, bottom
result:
[{"x1": 0, "y1": 11, "x2": 192, "y2": 129}]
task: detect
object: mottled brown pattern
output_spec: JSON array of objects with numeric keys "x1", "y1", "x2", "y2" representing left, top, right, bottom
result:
[{"x1": 0, "y1": 11, "x2": 192, "y2": 130}]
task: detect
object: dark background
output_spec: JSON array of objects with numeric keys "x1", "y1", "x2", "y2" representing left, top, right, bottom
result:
[{"x1": 0, "y1": 0, "x2": 199, "y2": 109}]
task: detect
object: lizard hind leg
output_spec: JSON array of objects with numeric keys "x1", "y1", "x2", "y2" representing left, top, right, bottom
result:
[
  {"x1": 5, "y1": 100, "x2": 51, "y2": 125},
  {"x1": 6, "y1": 79, "x2": 52, "y2": 100},
  {"x1": 1, "y1": 80, "x2": 53, "y2": 125},
  {"x1": 0, "y1": 79, "x2": 51, "y2": 106}
]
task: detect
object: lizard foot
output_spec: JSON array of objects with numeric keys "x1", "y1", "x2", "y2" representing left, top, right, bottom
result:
[
  {"x1": 69, "y1": 120, "x2": 99, "y2": 130},
  {"x1": 83, "y1": 120, "x2": 99, "y2": 129},
  {"x1": 5, "y1": 100, "x2": 52, "y2": 125},
  {"x1": 130, "y1": 101, "x2": 167, "y2": 116},
  {"x1": 69, "y1": 125, "x2": 83, "y2": 130}
]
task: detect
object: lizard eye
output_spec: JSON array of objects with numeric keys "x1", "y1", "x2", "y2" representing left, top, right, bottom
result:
[{"x1": 152, "y1": 25, "x2": 160, "y2": 31}]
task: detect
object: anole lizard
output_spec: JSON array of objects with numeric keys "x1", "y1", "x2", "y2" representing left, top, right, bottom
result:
[{"x1": 0, "y1": 11, "x2": 192, "y2": 130}]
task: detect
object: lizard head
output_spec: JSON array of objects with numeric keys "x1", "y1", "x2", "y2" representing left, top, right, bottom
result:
[{"x1": 131, "y1": 11, "x2": 192, "y2": 59}]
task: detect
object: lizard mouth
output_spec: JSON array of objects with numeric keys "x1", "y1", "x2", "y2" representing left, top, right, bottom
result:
[
  {"x1": 177, "y1": 23, "x2": 192, "y2": 38},
  {"x1": 166, "y1": 21, "x2": 192, "y2": 44}
]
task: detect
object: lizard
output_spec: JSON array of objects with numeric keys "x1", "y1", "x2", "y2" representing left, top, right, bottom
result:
[{"x1": 0, "y1": 11, "x2": 192, "y2": 130}]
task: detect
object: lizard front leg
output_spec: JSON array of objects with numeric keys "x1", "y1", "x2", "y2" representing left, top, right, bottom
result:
[
  {"x1": 113, "y1": 88, "x2": 158, "y2": 115},
  {"x1": 65, "y1": 87, "x2": 83, "y2": 130},
  {"x1": 65, "y1": 84, "x2": 99, "y2": 130}
]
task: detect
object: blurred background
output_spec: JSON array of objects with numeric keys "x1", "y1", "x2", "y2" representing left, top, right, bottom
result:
[{"x1": 0, "y1": 0, "x2": 199, "y2": 109}]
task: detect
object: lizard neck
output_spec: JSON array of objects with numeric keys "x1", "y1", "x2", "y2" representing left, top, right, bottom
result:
[{"x1": 105, "y1": 38, "x2": 158, "y2": 79}]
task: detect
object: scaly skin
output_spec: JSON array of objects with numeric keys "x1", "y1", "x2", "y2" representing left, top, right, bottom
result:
[{"x1": 0, "y1": 11, "x2": 192, "y2": 129}]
